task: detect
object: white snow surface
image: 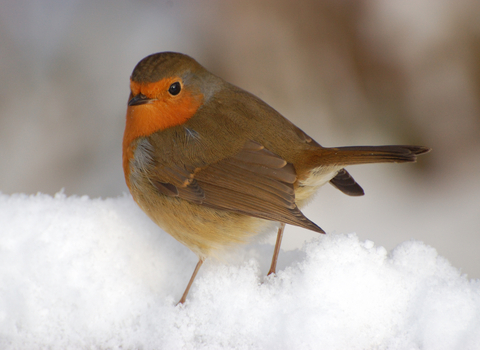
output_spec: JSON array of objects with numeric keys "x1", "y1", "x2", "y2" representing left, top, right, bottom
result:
[{"x1": 0, "y1": 192, "x2": 479, "y2": 349}]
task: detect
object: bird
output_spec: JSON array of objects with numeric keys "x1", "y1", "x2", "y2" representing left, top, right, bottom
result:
[{"x1": 122, "y1": 51, "x2": 430, "y2": 304}]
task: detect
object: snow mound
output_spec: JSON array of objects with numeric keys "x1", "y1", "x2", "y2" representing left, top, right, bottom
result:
[{"x1": 0, "y1": 193, "x2": 479, "y2": 349}]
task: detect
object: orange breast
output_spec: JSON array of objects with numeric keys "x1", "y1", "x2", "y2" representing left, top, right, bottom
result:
[{"x1": 122, "y1": 79, "x2": 204, "y2": 186}]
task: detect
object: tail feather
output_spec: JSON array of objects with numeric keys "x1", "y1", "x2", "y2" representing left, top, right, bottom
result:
[
  {"x1": 315, "y1": 145, "x2": 431, "y2": 166},
  {"x1": 329, "y1": 169, "x2": 365, "y2": 196}
]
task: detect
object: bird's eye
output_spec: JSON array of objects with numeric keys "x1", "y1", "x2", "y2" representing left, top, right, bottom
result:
[{"x1": 168, "y1": 82, "x2": 181, "y2": 96}]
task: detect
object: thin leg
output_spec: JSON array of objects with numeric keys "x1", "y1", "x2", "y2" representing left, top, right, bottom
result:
[
  {"x1": 177, "y1": 258, "x2": 204, "y2": 305},
  {"x1": 267, "y1": 223, "x2": 286, "y2": 276}
]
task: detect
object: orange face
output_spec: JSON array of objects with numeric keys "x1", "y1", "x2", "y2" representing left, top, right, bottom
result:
[{"x1": 122, "y1": 77, "x2": 204, "y2": 185}]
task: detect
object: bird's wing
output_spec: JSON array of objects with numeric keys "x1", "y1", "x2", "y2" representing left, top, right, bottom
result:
[{"x1": 151, "y1": 140, "x2": 324, "y2": 233}]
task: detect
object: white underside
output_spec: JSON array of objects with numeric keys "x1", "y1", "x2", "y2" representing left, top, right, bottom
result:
[{"x1": 295, "y1": 166, "x2": 340, "y2": 205}]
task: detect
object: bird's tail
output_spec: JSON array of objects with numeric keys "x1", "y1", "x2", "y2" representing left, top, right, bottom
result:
[{"x1": 310, "y1": 145, "x2": 431, "y2": 167}]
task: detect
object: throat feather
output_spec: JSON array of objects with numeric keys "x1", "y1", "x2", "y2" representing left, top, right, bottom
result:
[{"x1": 122, "y1": 90, "x2": 203, "y2": 186}]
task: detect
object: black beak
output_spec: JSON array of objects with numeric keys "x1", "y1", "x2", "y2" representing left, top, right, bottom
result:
[{"x1": 128, "y1": 94, "x2": 155, "y2": 106}]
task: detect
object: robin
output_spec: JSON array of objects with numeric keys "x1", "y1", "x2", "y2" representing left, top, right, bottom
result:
[{"x1": 122, "y1": 52, "x2": 430, "y2": 304}]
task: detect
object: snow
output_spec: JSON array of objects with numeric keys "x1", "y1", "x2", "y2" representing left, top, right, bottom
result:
[{"x1": 1, "y1": 192, "x2": 479, "y2": 349}]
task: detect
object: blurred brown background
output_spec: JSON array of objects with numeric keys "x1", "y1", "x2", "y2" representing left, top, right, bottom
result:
[{"x1": 1, "y1": 1, "x2": 479, "y2": 277}]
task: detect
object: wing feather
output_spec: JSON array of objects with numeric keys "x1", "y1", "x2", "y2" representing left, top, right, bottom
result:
[{"x1": 150, "y1": 140, "x2": 324, "y2": 233}]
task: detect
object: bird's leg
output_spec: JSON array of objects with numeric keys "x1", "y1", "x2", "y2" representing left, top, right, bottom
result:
[
  {"x1": 267, "y1": 223, "x2": 286, "y2": 276},
  {"x1": 177, "y1": 257, "x2": 204, "y2": 305}
]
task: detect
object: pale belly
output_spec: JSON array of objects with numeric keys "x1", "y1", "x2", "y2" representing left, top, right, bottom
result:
[{"x1": 295, "y1": 166, "x2": 341, "y2": 206}]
